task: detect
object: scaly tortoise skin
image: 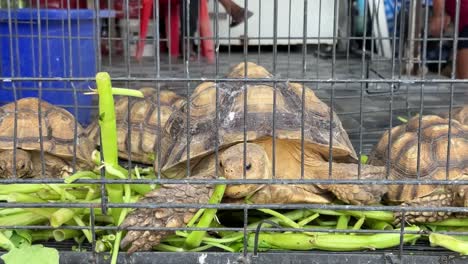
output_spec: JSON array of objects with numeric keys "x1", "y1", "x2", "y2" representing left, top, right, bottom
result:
[
  {"x1": 0, "y1": 98, "x2": 95, "y2": 178},
  {"x1": 368, "y1": 114, "x2": 468, "y2": 224},
  {"x1": 119, "y1": 62, "x2": 388, "y2": 253},
  {"x1": 86, "y1": 87, "x2": 185, "y2": 165}
]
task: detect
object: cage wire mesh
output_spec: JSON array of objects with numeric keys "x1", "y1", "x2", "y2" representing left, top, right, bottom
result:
[{"x1": 0, "y1": 0, "x2": 467, "y2": 263}]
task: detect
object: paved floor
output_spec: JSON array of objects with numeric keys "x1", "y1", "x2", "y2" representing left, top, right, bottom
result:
[{"x1": 101, "y1": 48, "x2": 467, "y2": 153}]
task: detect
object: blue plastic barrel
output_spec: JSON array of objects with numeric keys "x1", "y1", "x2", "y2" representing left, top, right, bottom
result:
[{"x1": 0, "y1": 8, "x2": 110, "y2": 126}]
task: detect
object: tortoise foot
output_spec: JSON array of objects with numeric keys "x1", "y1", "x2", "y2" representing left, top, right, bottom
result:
[
  {"x1": 393, "y1": 193, "x2": 455, "y2": 225},
  {"x1": 120, "y1": 182, "x2": 214, "y2": 253},
  {"x1": 325, "y1": 163, "x2": 388, "y2": 205},
  {"x1": 329, "y1": 183, "x2": 387, "y2": 205}
]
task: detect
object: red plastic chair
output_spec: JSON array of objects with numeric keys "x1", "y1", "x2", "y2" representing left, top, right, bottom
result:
[{"x1": 136, "y1": 0, "x2": 214, "y2": 63}]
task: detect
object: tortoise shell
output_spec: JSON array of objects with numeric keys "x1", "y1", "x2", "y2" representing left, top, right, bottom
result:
[
  {"x1": 86, "y1": 87, "x2": 185, "y2": 165},
  {"x1": 0, "y1": 98, "x2": 94, "y2": 165},
  {"x1": 157, "y1": 62, "x2": 357, "y2": 175},
  {"x1": 368, "y1": 115, "x2": 468, "y2": 202},
  {"x1": 227, "y1": 62, "x2": 273, "y2": 79}
]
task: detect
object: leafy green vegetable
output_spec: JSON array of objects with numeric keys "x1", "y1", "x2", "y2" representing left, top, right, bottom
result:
[{"x1": 1, "y1": 244, "x2": 59, "y2": 264}]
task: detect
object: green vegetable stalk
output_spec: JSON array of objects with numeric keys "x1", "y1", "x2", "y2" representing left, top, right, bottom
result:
[
  {"x1": 0, "y1": 212, "x2": 47, "y2": 226},
  {"x1": 184, "y1": 181, "x2": 226, "y2": 249},
  {"x1": 94, "y1": 72, "x2": 144, "y2": 264},
  {"x1": 248, "y1": 226, "x2": 421, "y2": 251},
  {"x1": 247, "y1": 209, "x2": 313, "y2": 229},
  {"x1": 52, "y1": 229, "x2": 82, "y2": 242},
  {"x1": 429, "y1": 233, "x2": 468, "y2": 255},
  {"x1": 95, "y1": 72, "x2": 125, "y2": 223}
]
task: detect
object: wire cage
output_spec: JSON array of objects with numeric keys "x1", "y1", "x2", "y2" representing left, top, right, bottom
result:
[{"x1": 0, "y1": 0, "x2": 467, "y2": 263}]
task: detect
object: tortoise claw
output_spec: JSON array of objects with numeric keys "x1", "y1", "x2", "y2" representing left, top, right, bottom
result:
[{"x1": 119, "y1": 182, "x2": 214, "y2": 253}]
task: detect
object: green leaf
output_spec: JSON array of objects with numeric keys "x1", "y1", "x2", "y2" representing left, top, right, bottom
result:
[{"x1": 1, "y1": 244, "x2": 59, "y2": 264}]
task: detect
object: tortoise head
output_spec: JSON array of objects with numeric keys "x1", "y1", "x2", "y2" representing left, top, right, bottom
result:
[
  {"x1": 219, "y1": 143, "x2": 272, "y2": 199},
  {"x1": 0, "y1": 149, "x2": 34, "y2": 179}
]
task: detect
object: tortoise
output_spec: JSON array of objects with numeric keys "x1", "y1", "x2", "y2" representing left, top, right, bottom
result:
[
  {"x1": 0, "y1": 98, "x2": 95, "y2": 179},
  {"x1": 86, "y1": 87, "x2": 185, "y2": 165},
  {"x1": 367, "y1": 114, "x2": 468, "y2": 224},
  {"x1": 119, "y1": 62, "x2": 388, "y2": 253},
  {"x1": 439, "y1": 105, "x2": 467, "y2": 125}
]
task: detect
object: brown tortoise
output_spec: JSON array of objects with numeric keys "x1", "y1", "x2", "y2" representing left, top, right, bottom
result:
[
  {"x1": 439, "y1": 105, "x2": 467, "y2": 125},
  {"x1": 86, "y1": 87, "x2": 185, "y2": 165},
  {"x1": 368, "y1": 114, "x2": 468, "y2": 223},
  {"x1": 119, "y1": 62, "x2": 388, "y2": 253},
  {"x1": 0, "y1": 98, "x2": 95, "y2": 178}
]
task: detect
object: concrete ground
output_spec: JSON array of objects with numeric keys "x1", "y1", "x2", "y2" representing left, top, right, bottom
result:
[{"x1": 101, "y1": 48, "x2": 467, "y2": 154}]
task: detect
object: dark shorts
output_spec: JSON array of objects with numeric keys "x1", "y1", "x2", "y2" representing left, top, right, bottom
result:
[{"x1": 458, "y1": 25, "x2": 468, "y2": 50}]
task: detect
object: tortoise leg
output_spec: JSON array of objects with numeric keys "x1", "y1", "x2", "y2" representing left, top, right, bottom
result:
[
  {"x1": 120, "y1": 177, "x2": 214, "y2": 253},
  {"x1": 314, "y1": 162, "x2": 388, "y2": 205},
  {"x1": 393, "y1": 192, "x2": 455, "y2": 225}
]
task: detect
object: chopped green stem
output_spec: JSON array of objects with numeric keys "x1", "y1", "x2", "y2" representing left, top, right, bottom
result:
[
  {"x1": 53, "y1": 229, "x2": 82, "y2": 242},
  {"x1": 203, "y1": 241, "x2": 236, "y2": 252},
  {"x1": 7, "y1": 193, "x2": 45, "y2": 203},
  {"x1": 95, "y1": 240, "x2": 108, "y2": 253},
  {"x1": 110, "y1": 88, "x2": 144, "y2": 97},
  {"x1": 0, "y1": 185, "x2": 45, "y2": 195},
  {"x1": 247, "y1": 209, "x2": 311, "y2": 229},
  {"x1": 37, "y1": 189, "x2": 96, "y2": 200},
  {"x1": 111, "y1": 184, "x2": 131, "y2": 264},
  {"x1": 302, "y1": 225, "x2": 351, "y2": 230},
  {"x1": 336, "y1": 215, "x2": 350, "y2": 230},
  {"x1": 429, "y1": 233, "x2": 468, "y2": 255},
  {"x1": 310, "y1": 209, "x2": 345, "y2": 216},
  {"x1": 73, "y1": 216, "x2": 92, "y2": 243},
  {"x1": 340, "y1": 210, "x2": 394, "y2": 222},
  {"x1": 46, "y1": 184, "x2": 76, "y2": 201},
  {"x1": 184, "y1": 182, "x2": 226, "y2": 249},
  {"x1": 31, "y1": 230, "x2": 54, "y2": 242},
  {"x1": 186, "y1": 209, "x2": 206, "y2": 228},
  {"x1": 316, "y1": 219, "x2": 337, "y2": 226},
  {"x1": 64, "y1": 171, "x2": 99, "y2": 184},
  {"x1": 92, "y1": 151, "x2": 156, "y2": 196},
  {"x1": 255, "y1": 208, "x2": 301, "y2": 229},
  {"x1": 94, "y1": 215, "x2": 114, "y2": 224},
  {"x1": 428, "y1": 218, "x2": 468, "y2": 227},
  {"x1": 0, "y1": 208, "x2": 25, "y2": 216},
  {"x1": 249, "y1": 226, "x2": 421, "y2": 251},
  {"x1": 352, "y1": 217, "x2": 366, "y2": 233},
  {"x1": 50, "y1": 208, "x2": 77, "y2": 228},
  {"x1": 7, "y1": 193, "x2": 56, "y2": 218},
  {"x1": 176, "y1": 231, "x2": 244, "y2": 244},
  {"x1": 366, "y1": 219, "x2": 393, "y2": 230},
  {"x1": 95, "y1": 72, "x2": 123, "y2": 224},
  {"x1": 154, "y1": 244, "x2": 185, "y2": 252},
  {"x1": 0, "y1": 212, "x2": 48, "y2": 226},
  {"x1": 298, "y1": 213, "x2": 320, "y2": 227}
]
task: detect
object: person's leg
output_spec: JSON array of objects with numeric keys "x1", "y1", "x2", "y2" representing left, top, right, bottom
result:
[
  {"x1": 179, "y1": 0, "x2": 199, "y2": 58},
  {"x1": 456, "y1": 49, "x2": 468, "y2": 78},
  {"x1": 456, "y1": 26, "x2": 468, "y2": 79}
]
